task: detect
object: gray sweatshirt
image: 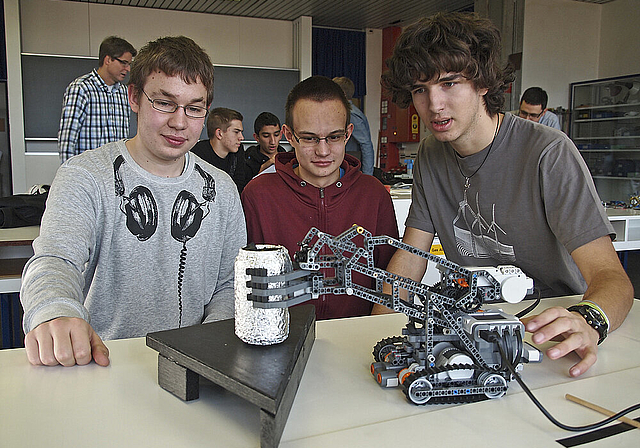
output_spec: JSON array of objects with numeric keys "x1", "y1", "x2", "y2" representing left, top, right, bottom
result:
[{"x1": 21, "y1": 140, "x2": 246, "y2": 340}]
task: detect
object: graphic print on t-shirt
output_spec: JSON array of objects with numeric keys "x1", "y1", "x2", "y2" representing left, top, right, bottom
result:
[
  {"x1": 453, "y1": 189, "x2": 515, "y2": 262},
  {"x1": 114, "y1": 155, "x2": 216, "y2": 327},
  {"x1": 113, "y1": 155, "x2": 159, "y2": 241}
]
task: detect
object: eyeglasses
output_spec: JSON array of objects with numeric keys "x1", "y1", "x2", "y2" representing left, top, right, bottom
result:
[
  {"x1": 142, "y1": 90, "x2": 208, "y2": 118},
  {"x1": 518, "y1": 110, "x2": 542, "y2": 119},
  {"x1": 290, "y1": 128, "x2": 347, "y2": 148},
  {"x1": 113, "y1": 57, "x2": 132, "y2": 68}
]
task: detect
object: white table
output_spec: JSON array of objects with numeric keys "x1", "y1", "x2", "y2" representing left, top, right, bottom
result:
[
  {"x1": 606, "y1": 208, "x2": 640, "y2": 251},
  {"x1": 1, "y1": 296, "x2": 638, "y2": 447}
]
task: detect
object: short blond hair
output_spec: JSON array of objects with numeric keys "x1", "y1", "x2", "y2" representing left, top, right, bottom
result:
[{"x1": 332, "y1": 77, "x2": 355, "y2": 100}]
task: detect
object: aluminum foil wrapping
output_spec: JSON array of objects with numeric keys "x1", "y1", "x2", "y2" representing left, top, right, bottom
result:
[{"x1": 234, "y1": 244, "x2": 291, "y2": 345}]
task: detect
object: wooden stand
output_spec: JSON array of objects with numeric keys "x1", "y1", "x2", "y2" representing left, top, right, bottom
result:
[{"x1": 146, "y1": 305, "x2": 316, "y2": 448}]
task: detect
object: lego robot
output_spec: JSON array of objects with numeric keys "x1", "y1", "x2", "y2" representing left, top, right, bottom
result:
[{"x1": 247, "y1": 225, "x2": 542, "y2": 405}]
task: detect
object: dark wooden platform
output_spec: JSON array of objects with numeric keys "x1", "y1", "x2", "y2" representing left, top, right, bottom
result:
[{"x1": 146, "y1": 305, "x2": 316, "y2": 448}]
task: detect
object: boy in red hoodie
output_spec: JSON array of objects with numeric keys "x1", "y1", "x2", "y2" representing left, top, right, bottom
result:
[{"x1": 242, "y1": 76, "x2": 398, "y2": 320}]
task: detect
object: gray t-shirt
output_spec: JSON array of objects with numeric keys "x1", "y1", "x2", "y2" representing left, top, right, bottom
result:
[
  {"x1": 21, "y1": 140, "x2": 246, "y2": 340},
  {"x1": 406, "y1": 113, "x2": 613, "y2": 297}
]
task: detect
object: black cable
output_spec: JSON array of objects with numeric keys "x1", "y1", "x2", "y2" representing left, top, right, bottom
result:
[
  {"x1": 177, "y1": 243, "x2": 187, "y2": 328},
  {"x1": 513, "y1": 328, "x2": 523, "y2": 367},
  {"x1": 502, "y1": 331, "x2": 512, "y2": 369},
  {"x1": 492, "y1": 332, "x2": 640, "y2": 432},
  {"x1": 515, "y1": 288, "x2": 541, "y2": 318}
]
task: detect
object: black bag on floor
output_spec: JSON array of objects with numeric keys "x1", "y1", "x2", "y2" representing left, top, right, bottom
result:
[{"x1": 0, "y1": 192, "x2": 48, "y2": 228}]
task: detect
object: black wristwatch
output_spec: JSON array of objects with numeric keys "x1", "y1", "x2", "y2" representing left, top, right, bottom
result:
[{"x1": 567, "y1": 304, "x2": 608, "y2": 345}]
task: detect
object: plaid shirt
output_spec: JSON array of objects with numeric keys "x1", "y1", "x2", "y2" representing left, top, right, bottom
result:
[{"x1": 57, "y1": 69, "x2": 130, "y2": 162}]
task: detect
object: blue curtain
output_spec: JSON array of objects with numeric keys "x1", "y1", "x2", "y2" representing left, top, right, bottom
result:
[{"x1": 312, "y1": 27, "x2": 366, "y2": 103}]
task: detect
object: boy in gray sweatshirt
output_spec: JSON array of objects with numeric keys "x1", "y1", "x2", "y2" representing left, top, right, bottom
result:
[{"x1": 21, "y1": 36, "x2": 246, "y2": 367}]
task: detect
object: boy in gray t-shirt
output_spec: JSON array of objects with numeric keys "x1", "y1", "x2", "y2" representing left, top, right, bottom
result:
[
  {"x1": 408, "y1": 113, "x2": 610, "y2": 298},
  {"x1": 380, "y1": 13, "x2": 633, "y2": 378}
]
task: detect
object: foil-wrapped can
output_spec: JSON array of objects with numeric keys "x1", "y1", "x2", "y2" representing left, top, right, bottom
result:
[{"x1": 234, "y1": 244, "x2": 291, "y2": 345}]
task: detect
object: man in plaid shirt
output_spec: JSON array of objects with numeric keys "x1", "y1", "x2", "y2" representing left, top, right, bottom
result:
[{"x1": 58, "y1": 36, "x2": 137, "y2": 162}]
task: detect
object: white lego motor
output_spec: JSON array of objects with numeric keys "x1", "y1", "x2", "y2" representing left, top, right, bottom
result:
[{"x1": 467, "y1": 266, "x2": 534, "y2": 303}]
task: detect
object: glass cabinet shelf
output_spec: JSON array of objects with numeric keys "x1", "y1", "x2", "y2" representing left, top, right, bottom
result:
[
  {"x1": 570, "y1": 74, "x2": 640, "y2": 203},
  {"x1": 575, "y1": 103, "x2": 638, "y2": 111},
  {"x1": 574, "y1": 136, "x2": 639, "y2": 140},
  {"x1": 574, "y1": 116, "x2": 639, "y2": 123},
  {"x1": 580, "y1": 148, "x2": 640, "y2": 152}
]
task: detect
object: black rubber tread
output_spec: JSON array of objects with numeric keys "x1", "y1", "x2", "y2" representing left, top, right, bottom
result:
[{"x1": 402, "y1": 363, "x2": 504, "y2": 405}]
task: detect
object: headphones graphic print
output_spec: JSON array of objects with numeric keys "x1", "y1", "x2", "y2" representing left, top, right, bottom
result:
[{"x1": 114, "y1": 155, "x2": 216, "y2": 327}]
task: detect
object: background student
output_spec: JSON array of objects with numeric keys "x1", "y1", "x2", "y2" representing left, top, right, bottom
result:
[
  {"x1": 518, "y1": 86, "x2": 562, "y2": 130},
  {"x1": 333, "y1": 76, "x2": 375, "y2": 175},
  {"x1": 191, "y1": 107, "x2": 251, "y2": 192},
  {"x1": 245, "y1": 111, "x2": 288, "y2": 176}
]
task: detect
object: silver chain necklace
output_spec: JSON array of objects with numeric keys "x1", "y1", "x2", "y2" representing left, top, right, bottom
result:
[{"x1": 455, "y1": 115, "x2": 501, "y2": 191}]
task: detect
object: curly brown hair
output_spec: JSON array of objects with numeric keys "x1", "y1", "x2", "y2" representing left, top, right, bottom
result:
[{"x1": 381, "y1": 12, "x2": 514, "y2": 115}]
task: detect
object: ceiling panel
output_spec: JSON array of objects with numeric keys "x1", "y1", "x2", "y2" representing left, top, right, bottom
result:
[
  {"x1": 62, "y1": 0, "x2": 618, "y2": 30},
  {"x1": 64, "y1": 0, "x2": 475, "y2": 29}
]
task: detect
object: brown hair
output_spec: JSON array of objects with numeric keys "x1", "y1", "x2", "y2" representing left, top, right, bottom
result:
[
  {"x1": 381, "y1": 12, "x2": 513, "y2": 115},
  {"x1": 98, "y1": 36, "x2": 136, "y2": 67},
  {"x1": 207, "y1": 108, "x2": 243, "y2": 137},
  {"x1": 129, "y1": 36, "x2": 214, "y2": 105},
  {"x1": 285, "y1": 76, "x2": 351, "y2": 129}
]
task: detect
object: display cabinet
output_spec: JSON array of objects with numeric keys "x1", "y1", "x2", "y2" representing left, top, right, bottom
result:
[{"x1": 570, "y1": 73, "x2": 640, "y2": 203}]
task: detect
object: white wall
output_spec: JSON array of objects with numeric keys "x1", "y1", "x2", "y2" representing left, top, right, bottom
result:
[
  {"x1": 8, "y1": 0, "x2": 302, "y2": 193},
  {"x1": 364, "y1": 28, "x2": 383, "y2": 165},
  {"x1": 19, "y1": 0, "x2": 294, "y2": 67},
  {"x1": 522, "y1": 0, "x2": 640, "y2": 109},
  {"x1": 4, "y1": 0, "x2": 26, "y2": 193},
  {"x1": 598, "y1": 0, "x2": 640, "y2": 79},
  {"x1": 522, "y1": 0, "x2": 601, "y2": 109}
]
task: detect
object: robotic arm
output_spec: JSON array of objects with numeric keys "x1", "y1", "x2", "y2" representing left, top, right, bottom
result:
[
  {"x1": 247, "y1": 225, "x2": 541, "y2": 405},
  {"x1": 249, "y1": 224, "x2": 532, "y2": 313}
]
